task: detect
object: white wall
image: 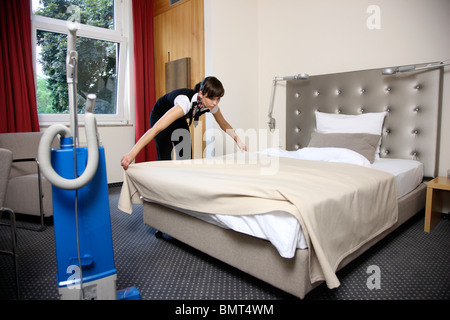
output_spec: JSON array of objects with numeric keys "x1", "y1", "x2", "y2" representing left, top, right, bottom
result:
[
  {"x1": 51, "y1": 0, "x2": 449, "y2": 184},
  {"x1": 205, "y1": 0, "x2": 450, "y2": 176},
  {"x1": 204, "y1": 0, "x2": 260, "y2": 155}
]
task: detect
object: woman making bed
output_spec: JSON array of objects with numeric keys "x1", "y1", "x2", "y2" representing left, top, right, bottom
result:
[{"x1": 121, "y1": 76, "x2": 247, "y2": 169}]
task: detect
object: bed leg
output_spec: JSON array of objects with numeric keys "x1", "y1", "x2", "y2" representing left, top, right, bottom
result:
[{"x1": 155, "y1": 230, "x2": 163, "y2": 238}]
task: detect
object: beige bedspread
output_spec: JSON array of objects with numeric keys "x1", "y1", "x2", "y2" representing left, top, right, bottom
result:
[{"x1": 118, "y1": 155, "x2": 398, "y2": 289}]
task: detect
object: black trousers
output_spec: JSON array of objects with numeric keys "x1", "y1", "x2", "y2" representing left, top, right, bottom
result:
[{"x1": 150, "y1": 102, "x2": 192, "y2": 161}]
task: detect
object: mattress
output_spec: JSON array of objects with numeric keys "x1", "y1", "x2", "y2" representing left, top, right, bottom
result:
[
  {"x1": 371, "y1": 158, "x2": 423, "y2": 198},
  {"x1": 143, "y1": 148, "x2": 423, "y2": 259}
]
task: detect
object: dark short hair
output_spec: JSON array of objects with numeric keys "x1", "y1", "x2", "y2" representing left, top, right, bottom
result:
[{"x1": 194, "y1": 76, "x2": 225, "y2": 98}]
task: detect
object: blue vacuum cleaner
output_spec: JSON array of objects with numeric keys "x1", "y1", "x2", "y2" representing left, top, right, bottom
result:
[{"x1": 38, "y1": 23, "x2": 139, "y2": 300}]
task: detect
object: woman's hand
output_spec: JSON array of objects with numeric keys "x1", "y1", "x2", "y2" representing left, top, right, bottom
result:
[
  {"x1": 212, "y1": 109, "x2": 247, "y2": 153},
  {"x1": 236, "y1": 139, "x2": 247, "y2": 152},
  {"x1": 120, "y1": 106, "x2": 184, "y2": 171},
  {"x1": 121, "y1": 153, "x2": 134, "y2": 170}
]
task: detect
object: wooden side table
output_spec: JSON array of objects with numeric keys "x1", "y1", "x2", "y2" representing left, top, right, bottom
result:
[{"x1": 424, "y1": 176, "x2": 450, "y2": 232}]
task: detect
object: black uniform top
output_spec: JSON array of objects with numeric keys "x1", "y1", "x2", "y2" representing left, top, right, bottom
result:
[{"x1": 152, "y1": 88, "x2": 219, "y2": 126}]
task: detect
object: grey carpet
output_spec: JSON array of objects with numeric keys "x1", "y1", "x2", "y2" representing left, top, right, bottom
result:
[{"x1": 1, "y1": 185, "x2": 449, "y2": 300}]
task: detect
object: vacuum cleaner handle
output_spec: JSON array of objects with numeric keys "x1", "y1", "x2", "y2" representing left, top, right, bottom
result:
[
  {"x1": 38, "y1": 23, "x2": 100, "y2": 191},
  {"x1": 38, "y1": 109, "x2": 99, "y2": 191}
]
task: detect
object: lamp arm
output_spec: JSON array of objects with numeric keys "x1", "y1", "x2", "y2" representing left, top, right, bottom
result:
[
  {"x1": 268, "y1": 77, "x2": 278, "y2": 118},
  {"x1": 414, "y1": 61, "x2": 450, "y2": 72},
  {"x1": 267, "y1": 73, "x2": 309, "y2": 131},
  {"x1": 268, "y1": 77, "x2": 279, "y2": 131},
  {"x1": 383, "y1": 60, "x2": 450, "y2": 75}
]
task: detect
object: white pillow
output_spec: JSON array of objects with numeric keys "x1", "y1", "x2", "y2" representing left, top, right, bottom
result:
[
  {"x1": 315, "y1": 111, "x2": 387, "y2": 159},
  {"x1": 295, "y1": 147, "x2": 372, "y2": 168},
  {"x1": 315, "y1": 111, "x2": 387, "y2": 135}
]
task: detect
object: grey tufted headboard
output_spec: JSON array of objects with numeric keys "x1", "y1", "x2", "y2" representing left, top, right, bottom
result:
[{"x1": 285, "y1": 64, "x2": 442, "y2": 178}]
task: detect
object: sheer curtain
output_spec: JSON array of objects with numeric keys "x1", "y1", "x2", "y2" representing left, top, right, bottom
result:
[
  {"x1": 0, "y1": 0, "x2": 40, "y2": 133},
  {"x1": 132, "y1": 0, "x2": 157, "y2": 162}
]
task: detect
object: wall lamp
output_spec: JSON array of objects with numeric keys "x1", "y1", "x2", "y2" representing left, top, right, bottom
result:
[
  {"x1": 268, "y1": 73, "x2": 309, "y2": 131},
  {"x1": 382, "y1": 60, "x2": 450, "y2": 75}
]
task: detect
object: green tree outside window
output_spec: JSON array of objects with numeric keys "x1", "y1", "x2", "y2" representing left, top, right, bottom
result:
[{"x1": 35, "y1": 0, "x2": 118, "y2": 115}]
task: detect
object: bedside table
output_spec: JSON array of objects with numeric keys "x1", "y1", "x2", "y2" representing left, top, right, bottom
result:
[{"x1": 424, "y1": 176, "x2": 450, "y2": 232}]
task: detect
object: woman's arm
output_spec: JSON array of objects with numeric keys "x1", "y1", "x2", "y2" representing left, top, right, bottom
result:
[
  {"x1": 121, "y1": 105, "x2": 185, "y2": 170},
  {"x1": 212, "y1": 109, "x2": 247, "y2": 151}
]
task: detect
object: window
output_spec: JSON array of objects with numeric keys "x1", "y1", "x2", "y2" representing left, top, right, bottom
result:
[{"x1": 31, "y1": 0, "x2": 128, "y2": 125}]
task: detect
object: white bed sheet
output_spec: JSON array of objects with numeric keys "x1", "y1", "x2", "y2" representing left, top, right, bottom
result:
[
  {"x1": 371, "y1": 158, "x2": 423, "y2": 198},
  {"x1": 149, "y1": 148, "x2": 423, "y2": 258}
]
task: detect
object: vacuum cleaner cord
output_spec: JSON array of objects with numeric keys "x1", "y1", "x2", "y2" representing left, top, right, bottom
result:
[
  {"x1": 74, "y1": 188, "x2": 84, "y2": 300},
  {"x1": 70, "y1": 51, "x2": 84, "y2": 299},
  {"x1": 72, "y1": 110, "x2": 84, "y2": 300}
]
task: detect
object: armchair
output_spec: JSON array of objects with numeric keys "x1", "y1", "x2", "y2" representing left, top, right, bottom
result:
[
  {"x1": 0, "y1": 148, "x2": 20, "y2": 299},
  {"x1": 0, "y1": 132, "x2": 57, "y2": 231}
]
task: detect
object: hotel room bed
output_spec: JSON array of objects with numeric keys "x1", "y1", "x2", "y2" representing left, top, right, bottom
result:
[
  {"x1": 134, "y1": 151, "x2": 424, "y2": 260},
  {"x1": 118, "y1": 64, "x2": 442, "y2": 298}
]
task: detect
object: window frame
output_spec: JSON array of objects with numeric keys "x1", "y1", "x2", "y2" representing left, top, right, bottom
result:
[{"x1": 31, "y1": 0, "x2": 129, "y2": 125}]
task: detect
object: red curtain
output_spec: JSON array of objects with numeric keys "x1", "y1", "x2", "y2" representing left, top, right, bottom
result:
[
  {"x1": 0, "y1": 0, "x2": 40, "y2": 133},
  {"x1": 132, "y1": 0, "x2": 157, "y2": 163}
]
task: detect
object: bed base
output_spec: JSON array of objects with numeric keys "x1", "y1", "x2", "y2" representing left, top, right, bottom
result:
[{"x1": 142, "y1": 183, "x2": 426, "y2": 299}]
